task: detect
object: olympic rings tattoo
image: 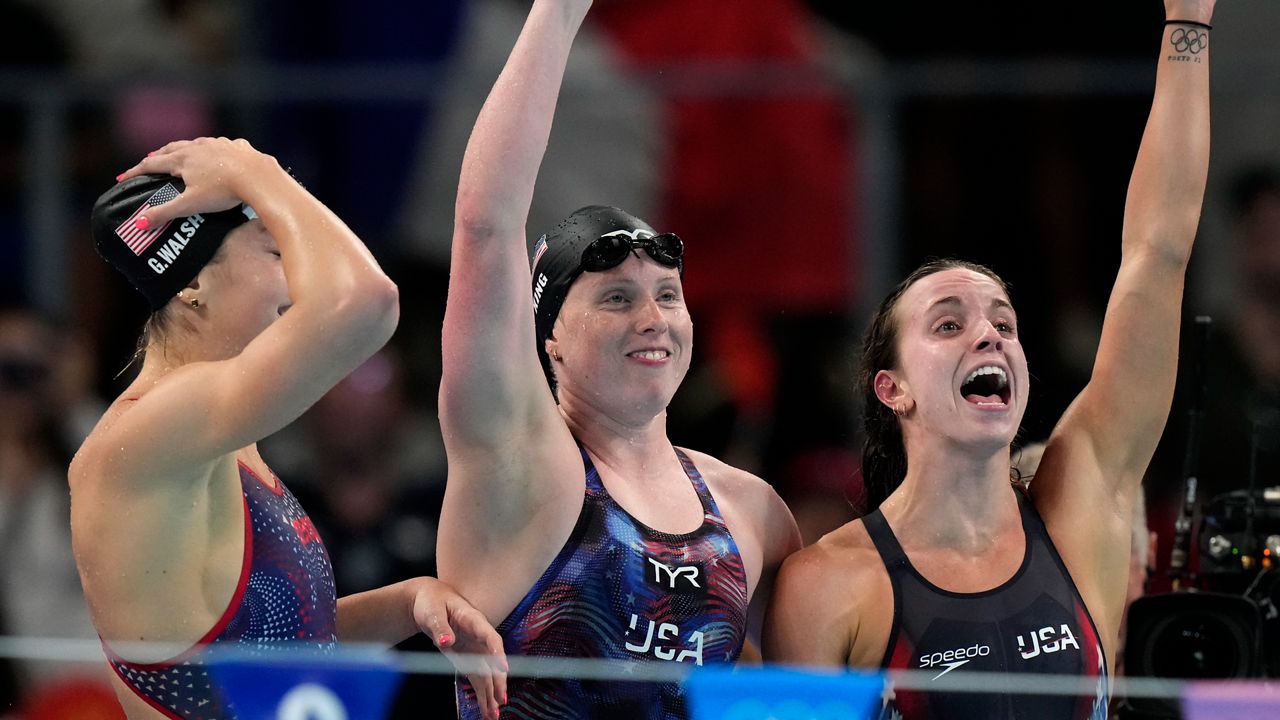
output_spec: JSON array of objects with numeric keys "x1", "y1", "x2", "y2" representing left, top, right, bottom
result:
[{"x1": 1171, "y1": 27, "x2": 1207, "y2": 55}]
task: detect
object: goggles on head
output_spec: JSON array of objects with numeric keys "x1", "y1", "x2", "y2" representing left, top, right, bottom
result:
[{"x1": 579, "y1": 230, "x2": 684, "y2": 274}]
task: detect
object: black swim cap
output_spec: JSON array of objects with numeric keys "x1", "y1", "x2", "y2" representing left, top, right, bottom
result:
[
  {"x1": 532, "y1": 205, "x2": 679, "y2": 393},
  {"x1": 90, "y1": 174, "x2": 255, "y2": 309}
]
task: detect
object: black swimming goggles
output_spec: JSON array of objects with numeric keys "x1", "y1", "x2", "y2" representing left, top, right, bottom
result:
[{"x1": 580, "y1": 231, "x2": 684, "y2": 274}]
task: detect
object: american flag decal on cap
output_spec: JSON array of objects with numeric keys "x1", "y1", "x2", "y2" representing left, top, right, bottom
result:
[
  {"x1": 115, "y1": 183, "x2": 179, "y2": 255},
  {"x1": 532, "y1": 234, "x2": 549, "y2": 267}
]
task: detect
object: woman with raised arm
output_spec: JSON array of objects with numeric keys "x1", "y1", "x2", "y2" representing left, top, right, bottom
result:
[
  {"x1": 765, "y1": 2, "x2": 1215, "y2": 718},
  {"x1": 73, "y1": 138, "x2": 506, "y2": 720},
  {"x1": 437, "y1": 1, "x2": 801, "y2": 718}
]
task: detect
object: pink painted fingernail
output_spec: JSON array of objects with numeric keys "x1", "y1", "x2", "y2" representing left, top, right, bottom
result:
[
  {"x1": 147, "y1": 151, "x2": 155, "y2": 157},
  {"x1": 438, "y1": 634, "x2": 453, "y2": 645},
  {"x1": 135, "y1": 217, "x2": 150, "y2": 230},
  {"x1": 115, "y1": 173, "x2": 125, "y2": 182}
]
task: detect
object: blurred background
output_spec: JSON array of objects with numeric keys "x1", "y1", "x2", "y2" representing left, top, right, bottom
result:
[{"x1": 3, "y1": 0, "x2": 1280, "y2": 716}]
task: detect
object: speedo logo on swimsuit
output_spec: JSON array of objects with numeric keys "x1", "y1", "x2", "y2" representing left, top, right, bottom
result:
[{"x1": 919, "y1": 643, "x2": 990, "y2": 680}]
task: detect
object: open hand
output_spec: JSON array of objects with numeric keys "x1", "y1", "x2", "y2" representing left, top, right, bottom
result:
[
  {"x1": 115, "y1": 137, "x2": 273, "y2": 228},
  {"x1": 411, "y1": 577, "x2": 509, "y2": 720}
]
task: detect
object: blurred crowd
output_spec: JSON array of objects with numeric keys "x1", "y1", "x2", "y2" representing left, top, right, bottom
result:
[{"x1": 3, "y1": 0, "x2": 1280, "y2": 716}]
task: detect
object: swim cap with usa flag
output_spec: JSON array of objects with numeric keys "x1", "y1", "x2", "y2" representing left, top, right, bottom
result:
[{"x1": 91, "y1": 173, "x2": 256, "y2": 309}]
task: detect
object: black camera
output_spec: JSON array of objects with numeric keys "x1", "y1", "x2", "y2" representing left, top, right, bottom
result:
[
  {"x1": 1197, "y1": 488, "x2": 1280, "y2": 581},
  {"x1": 1126, "y1": 591, "x2": 1263, "y2": 676},
  {"x1": 1119, "y1": 488, "x2": 1280, "y2": 719},
  {"x1": 1117, "y1": 319, "x2": 1280, "y2": 719}
]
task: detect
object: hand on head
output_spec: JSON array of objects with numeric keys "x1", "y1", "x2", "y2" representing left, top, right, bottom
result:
[{"x1": 116, "y1": 137, "x2": 273, "y2": 229}]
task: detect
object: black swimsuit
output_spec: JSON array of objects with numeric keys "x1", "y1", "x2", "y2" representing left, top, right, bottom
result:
[{"x1": 865, "y1": 489, "x2": 1109, "y2": 719}]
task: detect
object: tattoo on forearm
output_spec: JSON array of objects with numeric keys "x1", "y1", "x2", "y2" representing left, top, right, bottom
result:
[{"x1": 1167, "y1": 27, "x2": 1207, "y2": 63}]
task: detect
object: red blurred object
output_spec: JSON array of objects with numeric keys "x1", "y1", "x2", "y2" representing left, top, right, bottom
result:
[
  {"x1": 594, "y1": 0, "x2": 858, "y2": 315},
  {"x1": 19, "y1": 676, "x2": 124, "y2": 720}
]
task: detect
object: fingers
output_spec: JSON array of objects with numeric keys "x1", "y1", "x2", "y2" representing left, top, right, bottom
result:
[
  {"x1": 136, "y1": 193, "x2": 193, "y2": 230},
  {"x1": 409, "y1": 580, "x2": 507, "y2": 716},
  {"x1": 112, "y1": 143, "x2": 198, "y2": 229},
  {"x1": 117, "y1": 148, "x2": 188, "y2": 184},
  {"x1": 460, "y1": 610, "x2": 509, "y2": 705},
  {"x1": 412, "y1": 589, "x2": 457, "y2": 649},
  {"x1": 490, "y1": 651, "x2": 509, "y2": 715},
  {"x1": 453, "y1": 605, "x2": 510, "y2": 668},
  {"x1": 116, "y1": 140, "x2": 192, "y2": 183},
  {"x1": 425, "y1": 614, "x2": 457, "y2": 650},
  {"x1": 114, "y1": 136, "x2": 242, "y2": 183},
  {"x1": 441, "y1": 599, "x2": 508, "y2": 717},
  {"x1": 111, "y1": 138, "x2": 258, "y2": 226},
  {"x1": 478, "y1": 651, "x2": 508, "y2": 720},
  {"x1": 443, "y1": 646, "x2": 504, "y2": 719},
  {"x1": 469, "y1": 612, "x2": 509, "y2": 715},
  {"x1": 470, "y1": 669, "x2": 500, "y2": 720}
]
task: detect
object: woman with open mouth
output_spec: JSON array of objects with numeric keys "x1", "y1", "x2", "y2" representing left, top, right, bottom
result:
[{"x1": 765, "y1": 1, "x2": 1217, "y2": 718}]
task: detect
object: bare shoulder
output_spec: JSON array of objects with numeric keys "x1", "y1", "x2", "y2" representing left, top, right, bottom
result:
[
  {"x1": 788, "y1": 520, "x2": 885, "y2": 596},
  {"x1": 69, "y1": 395, "x2": 218, "y2": 555},
  {"x1": 69, "y1": 399, "x2": 143, "y2": 491},
  {"x1": 70, "y1": 389, "x2": 198, "y2": 489},
  {"x1": 678, "y1": 447, "x2": 785, "y2": 510},
  {"x1": 678, "y1": 447, "x2": 799, "y2": 559},
  {"x1": 766, "y1": 518, "x2": 891, "y2": 666}
]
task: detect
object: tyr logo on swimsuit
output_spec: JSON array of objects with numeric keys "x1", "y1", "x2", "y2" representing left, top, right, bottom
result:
[{"x1": 647, "y1": 558, "x2": 701, "y2": 590}]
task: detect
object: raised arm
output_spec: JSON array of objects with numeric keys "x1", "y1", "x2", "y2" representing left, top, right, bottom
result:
[
  {"x1": 1034, "y1": 2, "x2": 1215, "y2": 646},
  {"x1": 1045, "y1": 0, "x2": 1215, "y2": 497},
  {"x1": 101, "y1": 138, "x2": 398, "y2": 480},
  {"x1": 439, "y1": 0, "x2": 592, "y2": 448}
]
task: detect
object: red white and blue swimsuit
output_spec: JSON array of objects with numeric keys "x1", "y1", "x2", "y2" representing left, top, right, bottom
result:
[
  {"x1": 105, "y1": 462, "x2": 337, "y2": 719},
  {"x1": 457, "y1": 445, "x2": 749, "y2": 719},
  {"x1": 866, "y1": 488, "x2": 1109, "y2": 720}
]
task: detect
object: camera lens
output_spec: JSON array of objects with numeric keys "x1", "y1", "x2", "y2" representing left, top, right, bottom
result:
[{"x1": 1148, "y1": 611, "x2": 1247, "y2": 678}]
